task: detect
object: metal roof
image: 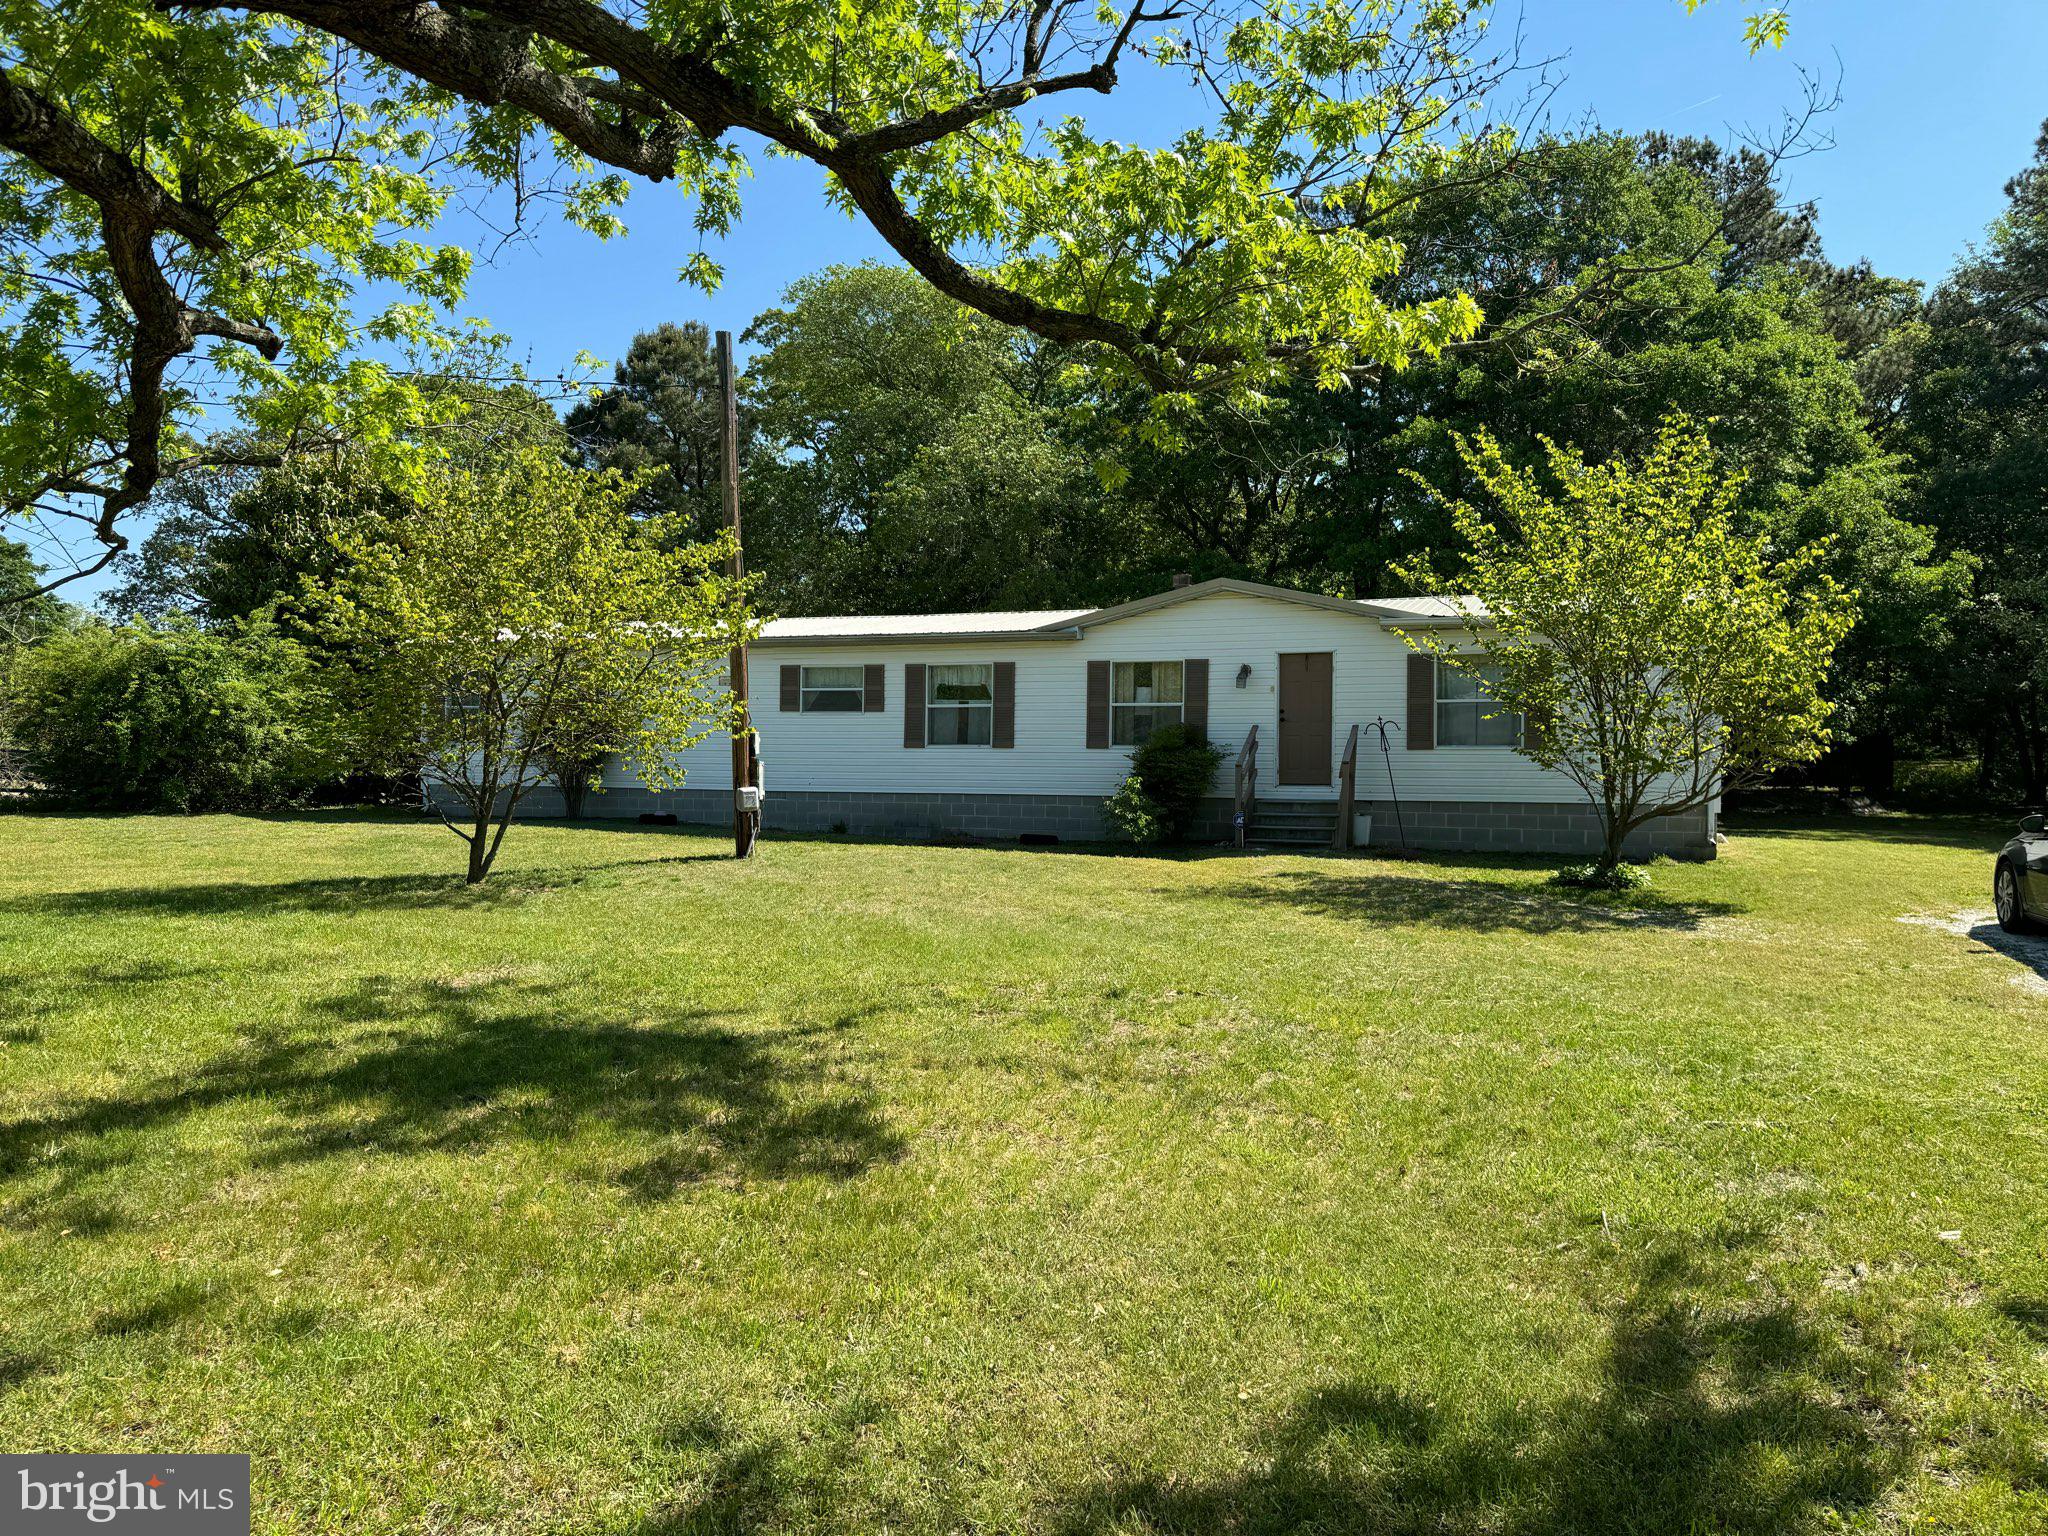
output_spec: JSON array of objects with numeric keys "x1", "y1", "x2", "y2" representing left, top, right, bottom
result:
[
  {"x1": 1358, "y1": 594, "x2": 1489, "y2": 628},
  {"x1": 752, "y1": 578, "x2": 1488, "y2": 647},
  {"x1": 758, "y1": 610, "x2": 1092, "y2": 646}
]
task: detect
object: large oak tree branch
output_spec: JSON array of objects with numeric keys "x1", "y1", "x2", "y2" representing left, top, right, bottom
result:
[
  {"x1": 163, "y1": 0, "x2": 1234, "y2": 385},
  {"x1": 165, "y1": 0, "x2": 697, "y2": 177},
  {"x1": 0, "y1": 62, "x2": 285, "y2": 594},
  {"x1": 0, "y1": 65, "x2": 226, "y2": 250}
]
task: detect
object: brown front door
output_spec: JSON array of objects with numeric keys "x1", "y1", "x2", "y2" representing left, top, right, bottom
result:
[{"x1": 1276, "y1": 652, "x2": 1332, "y2": 785}]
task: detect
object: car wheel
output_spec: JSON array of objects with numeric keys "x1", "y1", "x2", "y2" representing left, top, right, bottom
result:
[{"x1": 1995, "y1": 862, "x2": 2034, "y2": 934}]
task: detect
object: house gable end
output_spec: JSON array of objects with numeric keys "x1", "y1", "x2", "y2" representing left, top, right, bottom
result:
[{"x1": 1050, "y1": 578, "x2": 1395, "y2": 635}]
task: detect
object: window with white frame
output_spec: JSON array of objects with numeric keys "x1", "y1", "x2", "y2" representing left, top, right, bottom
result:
[
  {"x1": 926, "y1": 663, "x2": 993, "y2": 745},
  {"x1": 800, "y1": 665, "x2": 864, "y2": 713},
  {"x1": 1437, "y1": 660, "x2": 1523, "y2": 746},
  {"x1": 1111, "y1": 661, "x2": 1183, "y2": 746}
]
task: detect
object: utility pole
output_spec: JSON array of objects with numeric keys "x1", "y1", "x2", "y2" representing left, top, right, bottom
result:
[{"x1": 718, "y1": 329, "x2": 760, "y2": 858}]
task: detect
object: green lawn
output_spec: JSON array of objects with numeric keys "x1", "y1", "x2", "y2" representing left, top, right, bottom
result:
[{"x1": 2, "y1": 810, "x2": 2045, "y2": 1534}]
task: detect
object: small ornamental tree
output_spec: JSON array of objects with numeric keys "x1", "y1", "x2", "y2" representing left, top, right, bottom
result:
[
  {"x1": 1399, "y1": 418, "x2": 1856, "y2": 875},
  {"x1": 313, "y1": 450, "x2": 757, "y2": 883}
]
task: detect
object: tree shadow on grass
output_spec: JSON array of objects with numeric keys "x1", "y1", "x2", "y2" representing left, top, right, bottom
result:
[
  {"x1": 0, "y1": 857, "x2": 730, "y2": 919},
  {"x1": 0, "y1": 960, "x2": 232, "y2": 1045},
  {"x1": 1995, "y1": 1295, "x2": 2048, "y2": 1341},
  {"x1": 0, "y1": 1283, "x2": 209, "y2": 1402},
  {"x1": 0, "y1": 1349, "x2": 52, "y2": 1393},
  {"x1": 1203, "y1": 870, "x2": 1744, "y2": 934},
  {"x1": 1056, "y1": 1236, "x2": 1904, "y2": 1536},
  {"x1": 631, "y1": 1396, "x2": 907, "y2": 1534},
  {"x1": 0, "y1": 974, "x2": 904, "y2": 1223},
  {"x1": 90, "y1": 1279, "x2": 216, "y2": 1338},
  {"x1": 639, "y1": 1438, "x2": 801, "y2": 1535}
]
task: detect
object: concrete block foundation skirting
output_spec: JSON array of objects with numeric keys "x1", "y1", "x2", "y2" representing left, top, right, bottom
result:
[
  {"x1": 1343, "y1": 798, "x2": 1713, "y2": 860},
  {"x1": 454, "y1": 785, "x2": 1714, "y2": 859}
]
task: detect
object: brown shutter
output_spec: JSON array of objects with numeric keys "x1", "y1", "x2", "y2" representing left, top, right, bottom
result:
[
  {"x1": 1086, "y1": 659, "x2": 1111, "y2": 748},
  {"x1": 1406, "y1": 653, "x2": 1436, "y2": 750},
  {"x1": 992, "y1": 661, "x2": 1016, "y2": 748},
  {"x1": 780, "y1": 664, "x2": 801, "y2": 713},
  {"x1": 1182, "y1": 658, "x2": 1209, "y2": 743},
  {"x1": 903, "y1": 663, "x2": 925, "y2": 748},
  {"x1": 1522, "y1": 700, "x2": 1553, "y2": 756},
  {"x1": 863, "y1": 663, "x2": 884, "y2": 713}
]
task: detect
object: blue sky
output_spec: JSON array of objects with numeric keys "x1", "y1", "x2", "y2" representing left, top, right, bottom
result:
[{"x1": 450, "y1": 0, "x2": 2048, "y2": 387}]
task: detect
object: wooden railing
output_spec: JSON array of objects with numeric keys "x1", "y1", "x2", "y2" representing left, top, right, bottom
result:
[
  {"x1": 1232, "y1": 723, "x2": 1259, "y2": 848},
  {"x1": 1332, "y1": 722, "x2": 1360, "y2": 851}
]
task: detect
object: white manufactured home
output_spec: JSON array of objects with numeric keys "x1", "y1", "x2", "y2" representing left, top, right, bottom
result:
[{"x1": 544, "y1": 577, "x2": 1716, "y2": 857}]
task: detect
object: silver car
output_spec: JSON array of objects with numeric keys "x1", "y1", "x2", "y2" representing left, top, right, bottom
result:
[{"x1": 1995, "y1": 813, "x2": 2048, "y2": 933}]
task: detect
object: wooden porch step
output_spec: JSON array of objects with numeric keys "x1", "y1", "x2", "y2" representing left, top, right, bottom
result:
[{"x1": 1247, "y1": 803, "x2": 1338, "y2": 846}]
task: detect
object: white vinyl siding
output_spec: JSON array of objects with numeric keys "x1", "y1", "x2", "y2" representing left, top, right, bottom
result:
[{"x1": 615, "y1": 592, "x2": 1590, "y2": 804}]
